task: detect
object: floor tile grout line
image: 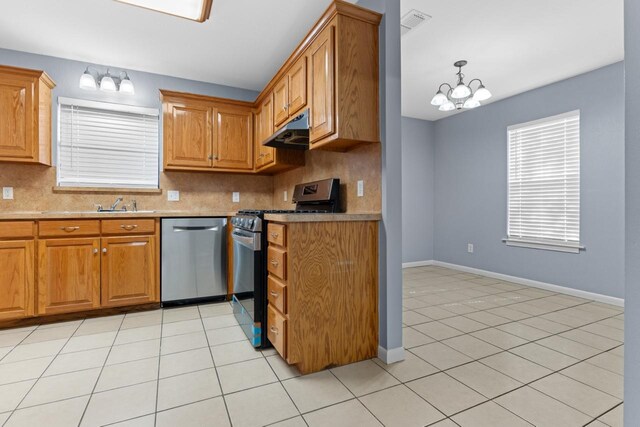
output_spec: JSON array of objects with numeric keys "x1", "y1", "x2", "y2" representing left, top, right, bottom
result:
[
  {"x1": 76, "y1": 314, "x2": 125, "y2": 427},
  {"x1": 152, "y1": 307, "x2": 164, "y2": 427},
  {"x1": 585, "y1": 401, "x2": 622, "y2": 427},
  {"x1": 197, "y1": 302, "x2": 234, "y2": 427}
]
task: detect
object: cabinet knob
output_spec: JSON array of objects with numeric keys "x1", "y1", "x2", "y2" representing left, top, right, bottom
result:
[
  {"x1": 208, "y1": 155, "x2": 213, "y2": 160},
  {"x1": 270, "y1": 232, "x2": 279, "y2": 238},
  {"x1": 270, "y1": 326, "x2": 279, "y2": 335},
  {"x1": 93, "y1": 248, "x2": 98, "y2": 254},
  {"x1": 102, "y1": 248, "x2": 107, "y2": 253},
  {"x1": 269, "y1": 291, "x2": 279, "y2": 298},
  {"x1": 270, "y1": 260, "x2": 279, "y2": 267}
]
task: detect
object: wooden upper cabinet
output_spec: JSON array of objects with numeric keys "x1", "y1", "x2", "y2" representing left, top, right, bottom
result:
[
  {"x1": 288, "y1": 56, "x2": 307, "y2": 117},
  {"x1": 101, "y1": 235, "x2": 157, "y2": 307},
  {"x1": 214, "y1": 105, "x2": 253, "y2": 170},
  {"x1": 0, "y1": 65, "x2": 55, "y2": 165},
  {"x1": 255, "y1": 95, "x2": 275, "y2": 169},
  {"x1": 37, "y1": 238, "x2": 101, "y2": 315},
  {"x1": 309, "y1": 25, "x2": 336, "y2": 145},
  {"x1": 161, "y1": 90, "x2": 255, "y2": 173},
  {"x1": 163, "y1": 100, "x2": 213, "y2": 169},
  {"x1": 273, "y1": 77, "x2": 289, "y2": 127},
  {"x1": 0, "y1": 240, "x2": 34, "y2": 320}
]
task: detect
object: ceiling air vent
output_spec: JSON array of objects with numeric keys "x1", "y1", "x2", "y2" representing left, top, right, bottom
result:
[{"x1": 401, "y1": 9, "x2": 431, "y2": 36}]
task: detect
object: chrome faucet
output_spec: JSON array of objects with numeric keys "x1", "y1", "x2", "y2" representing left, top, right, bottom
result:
[{"x1": 110, "y1": 197, "x2": 124, "y2": 211}]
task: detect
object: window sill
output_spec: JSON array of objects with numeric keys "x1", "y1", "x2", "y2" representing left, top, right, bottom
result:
[
  {"x1": 503, "y1": 238, "x2": 584, "y2": 254},
  {"x1": 52, "y1": 186, "x2": 162, "y2": 195}
]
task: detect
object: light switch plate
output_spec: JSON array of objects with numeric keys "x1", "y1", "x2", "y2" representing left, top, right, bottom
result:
[
  {"x1": 2, "y1": 187, "x2": 13, "y2": 200},
  {"x1": 232, "y1": 192, "x2": 240, "y2": 203},
  {"x1": 357, "y1": 180, "x2": 364, "y2": 197},
  {"x1": 167, "y1": 190, "x2": 180, "y2": 202},
  {"x1": 284, "y1": 190, "x2": 288, "y2": 202},
  {"x1": 468, "y1": 243, "x2": 474, "y2": 253}
]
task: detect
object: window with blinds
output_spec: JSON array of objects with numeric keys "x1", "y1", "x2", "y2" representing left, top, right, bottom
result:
[
  {"x1": 57, "y1": 97, "x2": 159, "y2": 188},
  {"x1": 506, "y1": 110, "x2": 581, "y2": 253}
]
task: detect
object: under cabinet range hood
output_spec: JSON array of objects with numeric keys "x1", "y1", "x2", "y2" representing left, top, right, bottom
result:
[{"x1": 263, "y1": 109, "x2": 310, "y2": 150}]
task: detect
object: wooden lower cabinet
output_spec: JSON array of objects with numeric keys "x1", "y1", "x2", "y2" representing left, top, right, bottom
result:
[
  {"x1": 37, "y1": 238, "x2": 101, "y2": 315},
  {"x1": 266, "y1": 220, "x2": 378, "y2": 374},
  {"x1": 0, "y1": 240, "x2": 34, "y2": 320},
  {"x1": 101, "y1": 235, "x2": 158, "y2": 307}
]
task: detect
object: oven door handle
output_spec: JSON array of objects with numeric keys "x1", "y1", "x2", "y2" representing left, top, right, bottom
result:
[{"x1": 232, "y1": 230, "x2": 261, "y2": 251}]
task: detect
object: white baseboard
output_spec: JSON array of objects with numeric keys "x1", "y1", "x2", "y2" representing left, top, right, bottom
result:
[
  {"x1": 378, "y1": 346, "x2": 405, "y2": 364},
  {"x1": 432, "y1": 260, "x2": 624, "y2": 307},
  {"x1": 402, "y1": 260, "x2": 434, "y2": 268}
]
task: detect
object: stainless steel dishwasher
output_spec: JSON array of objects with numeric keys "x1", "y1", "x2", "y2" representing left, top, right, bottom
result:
[{"x1": 161, "y1": 218, "x2": 227, "y2": 305}]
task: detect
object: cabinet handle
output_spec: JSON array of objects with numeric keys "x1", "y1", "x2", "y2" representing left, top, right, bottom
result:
[
  {"x1": 270, "y1": 326, "x2": 278, "y2": 335},
  {"x1": 60, "y1": 226, "x2": 80, "y2": 232},
  {"x1": 270, "y1": 260, "x2": 279, "y2": 267},
  {"x1": 93, "y1": 248, "x2": 98, "y2": 254},
  {"x1": 120, "y1": 224, "x2": 138, "y2": 231},
  {"x1": 282, "y1": 105, "x2": 287, "y2": 111},
  {"x1": 208, "y1": 154, "x2": 213, "y2": 160},
  {"x1": 270, "y1": 232, "x2": 279, "y2": 238},
  {"x1": 269, "y1": 291, "x2": 279, "y2": 298},
  {"x1": 102, "y1": 248, "x2": 107, "y2": 253}
]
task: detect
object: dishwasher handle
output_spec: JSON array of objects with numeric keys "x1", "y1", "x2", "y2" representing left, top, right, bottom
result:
[{"x1": 173, "y1": 226, "x2": 220, "y2": 232}]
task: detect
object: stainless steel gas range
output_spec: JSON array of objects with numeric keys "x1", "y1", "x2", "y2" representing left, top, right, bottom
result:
[{"x1": 230, "y1": 178, "x2": 341, "y2": 347}]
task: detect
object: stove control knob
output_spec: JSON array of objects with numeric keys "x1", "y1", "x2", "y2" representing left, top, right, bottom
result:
[{"x1": 248, "y1": 219, "x2": 254, "y2": 228}]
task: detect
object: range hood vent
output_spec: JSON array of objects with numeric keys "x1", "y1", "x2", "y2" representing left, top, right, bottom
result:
[
  {"x1": 401, "y1": 9, "x2": 431, "y2": 36},
  {"x1": 262, "y1": 109, "x2": 310, "y2": 150}
]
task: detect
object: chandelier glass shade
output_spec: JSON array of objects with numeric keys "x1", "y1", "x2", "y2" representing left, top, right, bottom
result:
[{"x1": 431, "y1": 60, "x2": 492, "y2": 111}]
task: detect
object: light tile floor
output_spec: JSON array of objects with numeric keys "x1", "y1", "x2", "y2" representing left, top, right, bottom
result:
[{"x1": 0, "y1": 266, "x2": 624, "y2": 426}]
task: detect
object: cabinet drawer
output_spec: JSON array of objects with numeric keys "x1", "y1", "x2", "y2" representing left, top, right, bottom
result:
[
  {"x1": 38, "y1": 220, "x2": 100, "y2": 237},
  {"x1": 268, "y1": 275, "x2": 287, "y2": 314},
  {"x1": 267, "y1": 246, "x2": 287, "y2": 280},
  {"x1": 268, "y1": 305, "x2": 287, "y2": 359},
  {"x1": 101, "y1": 219, "x2": 155, "y2": 235},
  {"x1": 0, "y1": 221, "x2": 35, "y2": 239},
  {"x1": 267, "y1": 223, "x2": 286, "y2": 247}
]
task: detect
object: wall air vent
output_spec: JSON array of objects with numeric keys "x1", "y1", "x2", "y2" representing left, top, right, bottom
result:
[{"x1": 401, "y1": 9, "x2": 431, "y2": 36}]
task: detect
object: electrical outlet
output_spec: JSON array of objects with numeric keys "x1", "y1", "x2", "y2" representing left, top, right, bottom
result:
[
  {"x1": 232, "y1": 192, "x2": 240, "y2": 203},
  {"x1": 2, "y1": 187, "x2": 13, "y2": 200},
  {"x1": 283, "y1": 190, "x2": 288, "y2": 202},
  {"x1": 357, "y1": 180, "x2": 364, "y2": 197},
  {"x1": 468, "y1": 243, "x2": 474, "y2": 253},
  {"x1": 167, "y1": 190, "x2": 180, "y2": 202}
]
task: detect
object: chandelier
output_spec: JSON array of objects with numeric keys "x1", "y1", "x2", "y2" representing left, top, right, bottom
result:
[{"x1": 430, "y1": 60, "x2": 492, "y2": 111}]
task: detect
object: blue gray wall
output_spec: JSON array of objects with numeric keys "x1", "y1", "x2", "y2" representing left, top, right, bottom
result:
[
  {"x1": 402, "y1": 117, "x2": 434, "y2": 263},
  {"x1": 0, "y1": 47, "x2": 259, "y2": 164},
  {"x1": 625, "y1": 0, "x2": 640, "y2": 421},
  {"x1": 430, "y1": 62, "x2": 625, "y2": 298}
]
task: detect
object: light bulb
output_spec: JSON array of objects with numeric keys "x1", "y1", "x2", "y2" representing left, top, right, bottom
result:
[
  {"x1": 451, "y1": 83, "x2": 471, "y2": 99},
  {"x1": 473, "y1": 85, "x2": 492, "y2": 101},
  {"x1": 119, "y1": 74, "x2": 135, "y2": 94},
  {"x1": 463, "y1": 98, "x2": 481, "y2": 109},
  {"x1": 439, "y1": 100, "x2": 455, "y2": 112},
  {"x1": 430, "y1": 91, "x2": 448, "y2": 106},
  {"x1": 100, "y1": 72, "x2": 117, "y2": 92},
  {"x1": 79, "y1": 68, "x2": 97, "y2": 90}
]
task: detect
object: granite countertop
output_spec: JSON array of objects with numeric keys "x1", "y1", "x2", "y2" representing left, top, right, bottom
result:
[
  {"x1": 0, "y1": 210, "x2": 238, "y2": 220},
  {"x1": 264, "y1": 213, "x2": 382, "y2": 222}
]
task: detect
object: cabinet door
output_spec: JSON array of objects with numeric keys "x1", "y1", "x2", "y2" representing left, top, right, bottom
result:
[
  {"x1": 37, "y1": 238, "x2": 100, "y2": 315},
  {"x1": 254, "y1": 107, "x2": 264, "y2": 169},
  {"x1": 288, "y1": 56, "x2": 307, "y2": 116},
  {"x1": 213, "y1": 106, "x2": 253, "y2": 170},
  {"x1": 309, "y1": 26, "x2": 336, "y2": 143},
  {"x1": 259, "y1": 95, "x2": 275, "y2": 167},
  {"x1": 101, "y1": 236, "x2": 156, "y2": 307},
  {"x1": 273, "y1": 77, "x2": 289, "y2": 127},
  {"x1": 0, "y1": 240, "x2": 34, "y2": 320},
  {"x1": 165, "y1": 102, "x2": 213, "y2": 168},
  {"x1": 0, "y1": 75, "x2": 35, "y2": 161}
]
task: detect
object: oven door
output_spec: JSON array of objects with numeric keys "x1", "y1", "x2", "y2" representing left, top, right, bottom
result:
[{"x1": 231, "y1": 227, "x2": 263, "y2": 346}]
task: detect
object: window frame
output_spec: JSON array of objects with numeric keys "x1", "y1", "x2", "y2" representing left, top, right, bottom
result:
[
  {"x1": 505, "y1": 110, "x2": 583, "y2": 254},
  {"x1": 56, "y1": 97, "x2": 160, "y2": 190}
]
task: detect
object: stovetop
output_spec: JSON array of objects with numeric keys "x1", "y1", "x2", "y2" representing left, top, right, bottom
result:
[{"x1": 237, "y1": 209, "x2": 330, "y2": 216}]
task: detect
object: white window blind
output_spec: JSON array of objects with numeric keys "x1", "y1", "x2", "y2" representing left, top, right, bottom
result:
[
  {"x1": 58, "y1": 97, "x2": 159, "y2": 188},
  {"x1": 507, "y1": 110, "x2": 581, "y2": 253}
]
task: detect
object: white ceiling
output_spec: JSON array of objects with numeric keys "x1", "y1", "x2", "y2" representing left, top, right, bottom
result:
[
  {"x1": 0, "y1": 0, "x2": 354, "y2": 92},
  {"x1": 402, "y1": 0, "x2": 624, "y2": 121}
]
